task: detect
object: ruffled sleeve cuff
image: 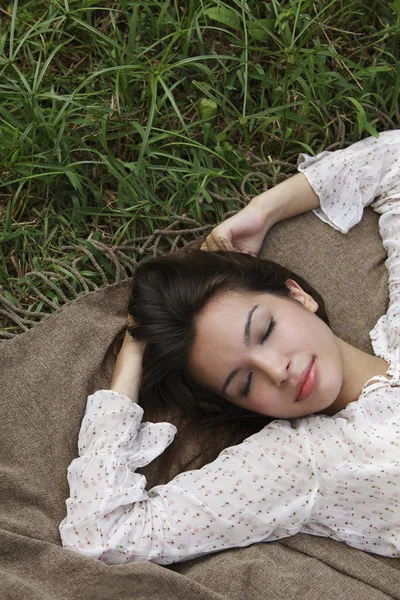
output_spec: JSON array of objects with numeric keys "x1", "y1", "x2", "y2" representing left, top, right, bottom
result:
[
  {"x1": 297, "y1": 149, "x2": 363, "y2": 234},
  {"x1": 297, "y1": 132, "x2": 400, "y2": 235},
  {"x1": 78, "y1": 390, "x2": 177, "y2": 465}
]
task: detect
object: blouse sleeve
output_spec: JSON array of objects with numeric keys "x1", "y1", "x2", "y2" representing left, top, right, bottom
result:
[
  {"x1": 59, "y1": 390, "x2": 318, "y2": 565},
  {"x1": 297, "y1": 130, "x2": 400, "y2": 353}
]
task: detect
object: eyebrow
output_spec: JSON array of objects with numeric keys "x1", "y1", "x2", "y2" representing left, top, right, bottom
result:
[{"x1": 221, "y1": 304, "x2": 259, "y2": 395}]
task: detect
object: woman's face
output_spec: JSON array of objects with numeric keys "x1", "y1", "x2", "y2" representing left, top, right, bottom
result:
[{"x1": 188, "y1": 279, "x2": 345, "y2": 419}]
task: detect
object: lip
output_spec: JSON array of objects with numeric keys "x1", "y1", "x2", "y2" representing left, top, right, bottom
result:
[{"x1": 296, "y1": 358, "x2": 317, "y2": 401}]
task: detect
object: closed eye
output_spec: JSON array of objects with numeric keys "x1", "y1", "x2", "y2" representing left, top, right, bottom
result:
[
  {"x1": 261, "y1": 318, "x2": 277, "y2": 345},
  {"x1": 241, "y1": 371, "x2": 253, "y2": 397},
  {"x1": 241, "y1": 318, "x2": 277, "y2": 397}
]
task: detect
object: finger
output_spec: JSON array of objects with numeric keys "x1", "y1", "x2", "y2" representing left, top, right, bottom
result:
[
  {"x1": 200, "y1": 237, "x2": 218, "y2": 252},
  {"x1": 217, "y1": 236, "x2": 235, "y2": 251}
]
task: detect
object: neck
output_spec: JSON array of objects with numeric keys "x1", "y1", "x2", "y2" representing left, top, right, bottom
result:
[{"x1": 321, "y1": 337, "x2": 390, "y2": 417}]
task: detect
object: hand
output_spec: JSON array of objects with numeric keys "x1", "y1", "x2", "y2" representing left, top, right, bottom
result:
[
  {"x1": 110, "y1": 316, "x2": 146, "y2": 400},
  {"x1": 200, "y1": 202, "x2": 271, "y2": 256},
  {"x1": 122, "y1": 314, "x2": 146, "y2": 353}
]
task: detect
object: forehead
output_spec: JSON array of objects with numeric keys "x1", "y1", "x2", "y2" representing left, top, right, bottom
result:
[
  {"x1": 199, "y1": 289, "x2": 281, "y2": 320},
  {"x1": 192, "y1": 290, "x2": 284, "y2": 350}
]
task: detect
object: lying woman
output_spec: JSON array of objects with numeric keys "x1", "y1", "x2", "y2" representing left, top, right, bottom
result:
[{"x1": 60, "y1": 130, "x2": 400, "y2": 564}]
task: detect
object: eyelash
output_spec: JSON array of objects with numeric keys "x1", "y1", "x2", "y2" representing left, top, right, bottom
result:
[
  {"x1": 241, "y1": 318, "x2": 277, "y2": 397},
  {"x1": 261, "y1": 317, "x2": 276, "y2": 345}
]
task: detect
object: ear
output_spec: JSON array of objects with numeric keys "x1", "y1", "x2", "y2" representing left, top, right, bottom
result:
[{"x1": 285, "y1": 279, "x2": 319, "y2": 313}]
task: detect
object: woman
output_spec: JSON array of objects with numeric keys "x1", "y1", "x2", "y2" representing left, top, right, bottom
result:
[{"x1": 60, "y1": 130, "x2": 400, "y2": 564}]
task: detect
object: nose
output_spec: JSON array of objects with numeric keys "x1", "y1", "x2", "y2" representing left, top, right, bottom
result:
[{"x1": 251, "y1": 348, "x2": 289, "y2": 386}]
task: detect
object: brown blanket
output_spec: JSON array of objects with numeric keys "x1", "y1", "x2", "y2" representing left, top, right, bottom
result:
[{"x1": 1, "y1": 204, "x2": 400, "y2": 598}]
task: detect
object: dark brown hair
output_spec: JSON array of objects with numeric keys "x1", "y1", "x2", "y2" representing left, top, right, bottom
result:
[{"x1": 125, "y1": 250, "x2": 330, "y2": 480}]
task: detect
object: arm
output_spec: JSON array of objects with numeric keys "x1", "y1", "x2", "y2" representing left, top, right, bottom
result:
[
  {"x1": 110, "y1": 331, "x2": 145, "y2": 400},
  {"x1": 296, "y1": 130, "x2": 400, "y2": 233},
  {"x1": 202, "y1": 130, "x2": 400, "y2": 255},
  {"x1": 251, "y1": 172, "x2": 320, "y2": 226},
  {"x1": 296, "y1": 130, "x2": 400, "y2": 356},
  {"x1": 59, "y1": 387, "x2": 316, "y2": 565},
  {"x1": 201, "y1": 173, "x2": 320, "y2": 255}
]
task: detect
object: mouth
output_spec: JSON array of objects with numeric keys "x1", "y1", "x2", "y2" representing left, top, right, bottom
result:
[{"x1": 296, "y1": 357, "x2": 317, "y2": 402}]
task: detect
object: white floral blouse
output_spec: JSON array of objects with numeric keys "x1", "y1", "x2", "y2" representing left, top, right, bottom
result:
[{"x1": 59, "y1": 130, "x2": 400, "y2": 565}]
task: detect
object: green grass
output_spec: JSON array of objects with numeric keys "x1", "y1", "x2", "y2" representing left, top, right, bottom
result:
[{"x1": 0, "y1": 0, "x2": 399, "y2": 335}]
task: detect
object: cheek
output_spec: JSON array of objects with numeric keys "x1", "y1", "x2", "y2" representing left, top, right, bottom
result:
[
  {"x1": 246, "y1": 381, "x2": 276, "y2": 416},
  {"x1": 319, "y1": 354, "x2": 343, "y2": 398}
]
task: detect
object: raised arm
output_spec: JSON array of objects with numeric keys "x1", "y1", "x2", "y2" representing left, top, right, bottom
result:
[
  {"x1": 201, "y1": 173, "x2": 320, "y2": 255},
  {"x1": 202, "y1": 130, "x2": 400, "y2": 255},
  {"x1": 110, "y1": 329, "x2": 146, "y2": 400},
  {"x1": 59, "y1": 334, "x2": 316, "y2": 565},
  {"x1": 296, "y1": 130, "x2": 400, "y2": 233},
  {"x1": 296, "y1": 129, "x2": 400, "y2": 355}
]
